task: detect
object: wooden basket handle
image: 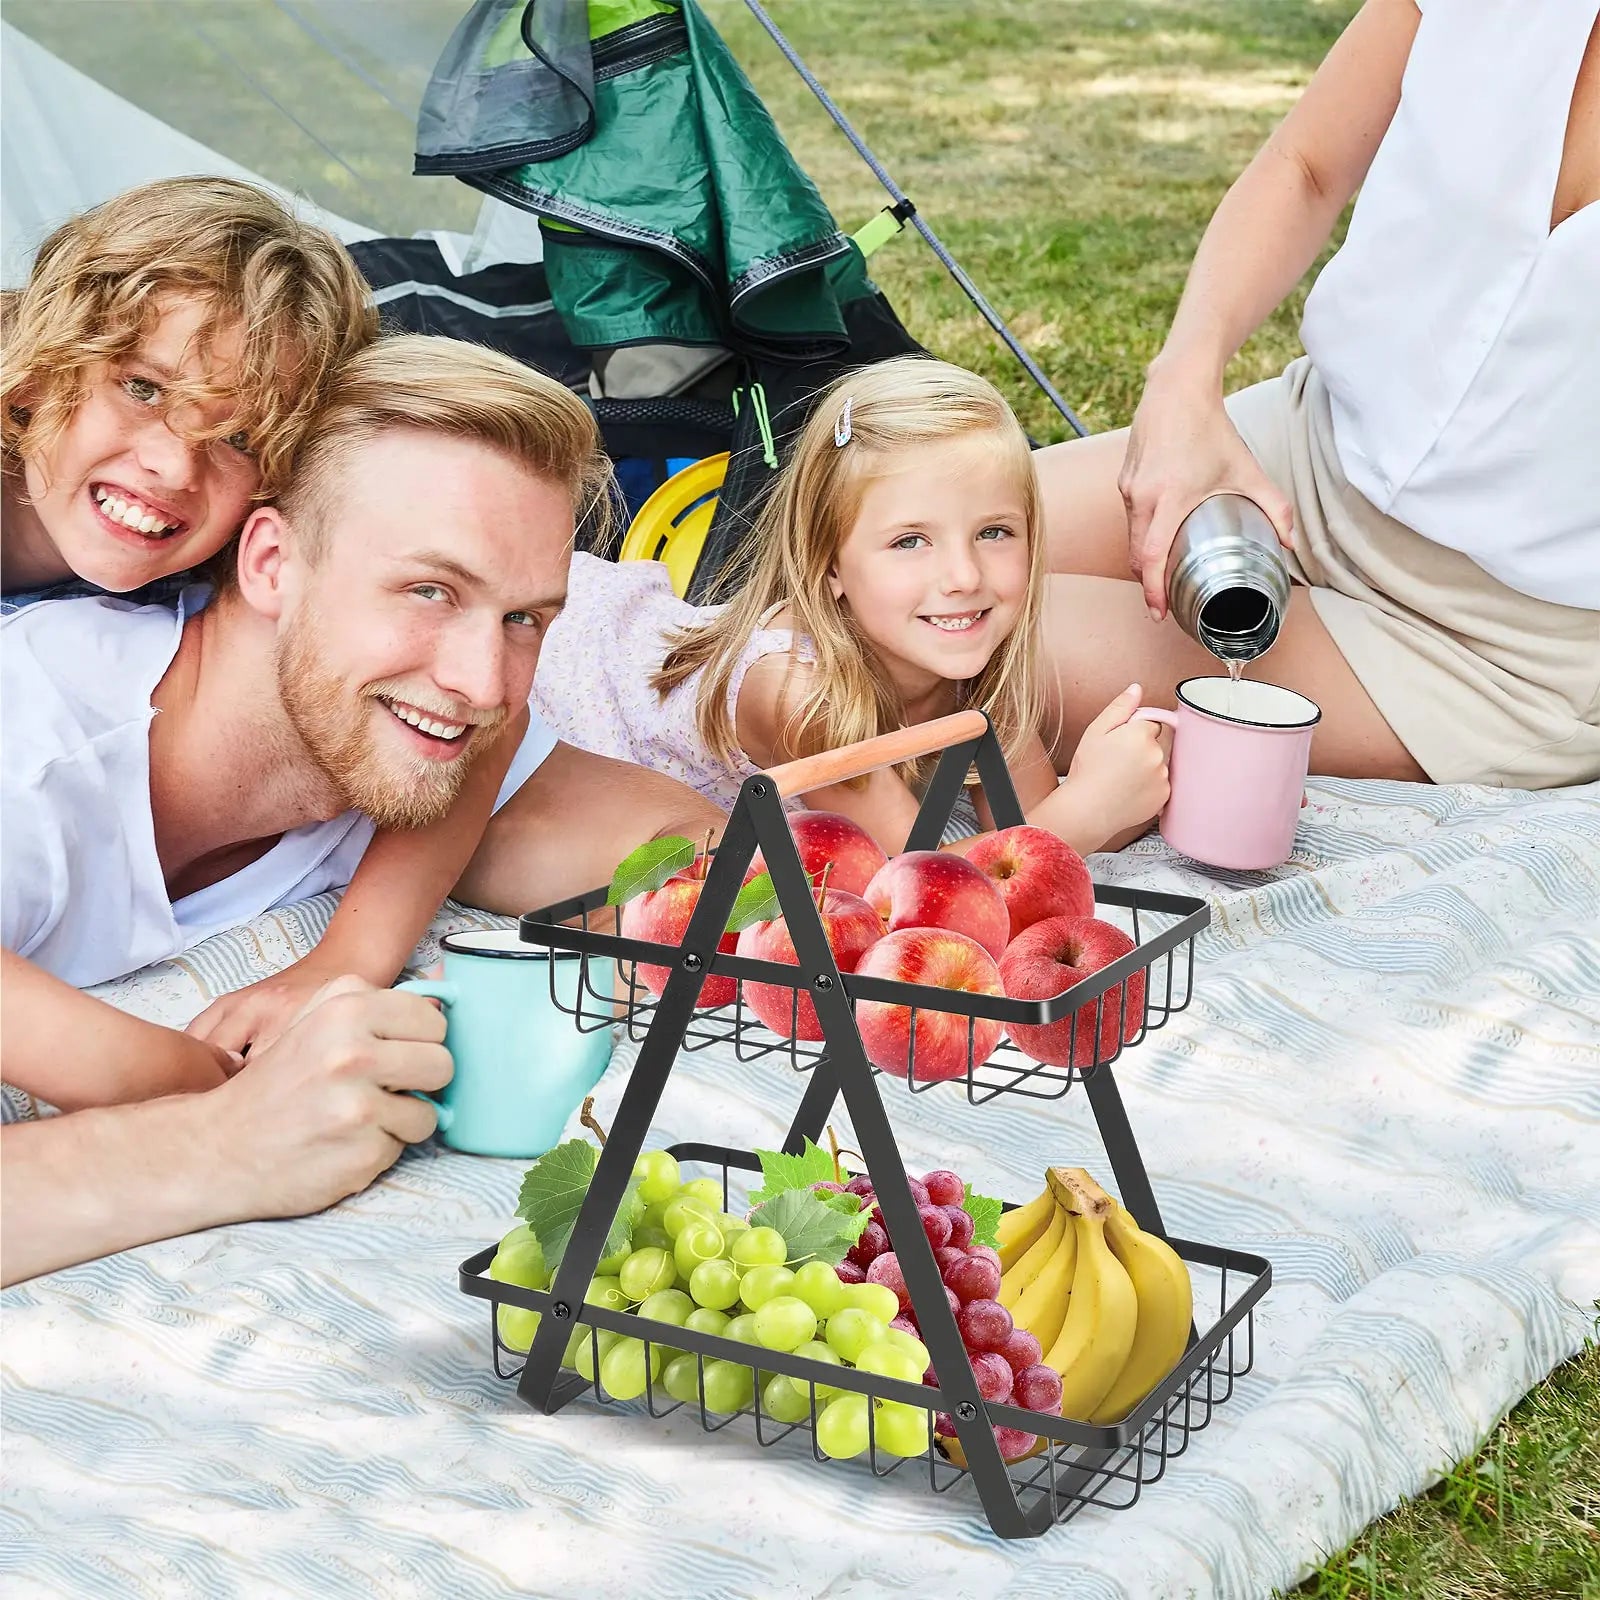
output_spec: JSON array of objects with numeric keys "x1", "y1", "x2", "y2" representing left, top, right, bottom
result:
[{"x1": 761, "y1": 710, "x2": 990, "y2": 800}]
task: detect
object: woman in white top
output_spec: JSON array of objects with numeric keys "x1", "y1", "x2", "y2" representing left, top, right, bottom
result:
[{"x1": 1038, "y1": 0, "x2": 1600, "y2": 789}]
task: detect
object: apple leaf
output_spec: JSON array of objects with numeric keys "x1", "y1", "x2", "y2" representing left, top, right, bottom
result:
[
  {"x1": 724, "y1": 871, "x2": 781, "y2": 934},
  {"x1": 515, "y1": 1138, "x2": 640, "y2": 1270},
  {"x1": 748, "y1": 1138, "x2": 840, "y2": 1205},
  {"x1": 606, "y1": 835, "x2": 697, "y2": 906},
  {"x1": 962, "y1": 1181, "x2": 1003, "y2": 1251},
  {"x1": 747, "y1": 1187, "x2": 873, "y2": 1267}
]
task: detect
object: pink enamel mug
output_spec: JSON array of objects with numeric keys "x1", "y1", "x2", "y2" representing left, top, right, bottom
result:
[{"x1": 1134, "y1": 677, "x2": 1321, "y2": 871}]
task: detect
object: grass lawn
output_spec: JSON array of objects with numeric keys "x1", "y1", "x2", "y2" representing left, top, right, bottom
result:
[{"x1": 6, "y1": 1, "x2": 1594, "y2": 1591}]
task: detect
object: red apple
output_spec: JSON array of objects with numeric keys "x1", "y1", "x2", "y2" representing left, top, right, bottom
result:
[
  {"x1": 853, "y1": 928, "x2": 1005, "y2": 1083},
  {"x1": 620, "y1": 856, "x2": 739, "y2": 1007},
  {"x1": 862, "y1": 851, "x2": 1009, "y2": 961},
  {"x1": 744, "y1": 810, "x2": 889, "y2": 899},
  {"x1": 999, "y1": 914, "x2": 1146, "y2": 1068},
  {"x1": 964, "y1": 825, "x2": 1095, "y2": 943},
  {"x1": 734, "y1": 888, "x2": 881, "y2": 1039}
]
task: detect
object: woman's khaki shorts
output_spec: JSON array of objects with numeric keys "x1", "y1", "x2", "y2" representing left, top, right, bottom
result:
[{"x1": 1225, "y1": 356, "x2": 1600, "y2": 789}]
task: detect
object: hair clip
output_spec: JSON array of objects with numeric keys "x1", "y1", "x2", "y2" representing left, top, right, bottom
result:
[{"x1": 834, "y1": 395, "x2": 853, "y2": 448}]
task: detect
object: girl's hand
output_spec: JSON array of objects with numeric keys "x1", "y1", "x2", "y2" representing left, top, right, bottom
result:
[
  {"x1": 1119, "y1": 363, "x2": 1295, "y2": 620},
  {"x1": 1059, "y1": 684, "x2": 1171, "y2": 848},
  {"x1": 186, "y1": 957, "x2": 365, "y2": 1056}
]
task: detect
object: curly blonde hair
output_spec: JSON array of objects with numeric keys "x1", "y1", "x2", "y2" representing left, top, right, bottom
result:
[
  {"x1": 1, "y1": 176, "x2": 377, "y2": 499},
  {"x1": 653, "y1": 356, "x2": 1049, "y2": 788}
]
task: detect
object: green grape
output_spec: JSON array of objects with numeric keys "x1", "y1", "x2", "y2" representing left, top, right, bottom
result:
[
  {"x1": 825, "y1": 1307, "x2": 887, "y2": 1364},
  {"x1": 718, "y1": 1212, "x2": 751, "y2": 1237},
  {"x1": 585, "y1": 1276, "x2": 629, "y2": 1313},
  {"x1": 873, "y1": 1399, "x2": 931, "y2": 1458},
  {"x1": 723, "y1": 1313, "x2": 761, "y2": 1345},
  {"x1": 683, "y1": 1307, "x2": 731, "y2": 1338},
  {"x1": 730, "y1": 1227, "x2": 788, "y2": 1271},
  {"x1": 496, "y1": 1305, "x2": 541, "y2": 1353},
  {"x1": 595, "y1": 1240, "x2": 632, "y2": 1276},
  {"x1": 845, "y1": 1282, "x2": 900, "y2": 1323},
  {"x1": 761, "y1": 1373, "x2": 813, "y2": 1425},
  {"x1": 853, "y1": 1343, "x2": 923, "y2": 1384},
  {"x1": 815, "y1": 1393, "x2": 871, "y2": 1459},
  {"x1": 677, "y1": 1177, "x2": 723, "y2": 1209},
  {"x1": 663, "y1": 1196, "x2": 718, "y2": 1239},
  {"x1": 618, "y1": 1247, "x2": 677, "y2": 1303},
  {"x1": 687, "y1": 1258, "x2": 741, "y2": 1312},
  {"x1": 632, "y1": 1149, "x2": 682, "y2": 1206},
  {"x1": 636, "y1": 1289, "x2": 694, "y2": 1328},
  {"x1": 737, "y1": 1264, "x2": 796, "y2": 1312},
  {"x1": 753, "y1": 1295, "x2": 817, "y2": 1353},
  {"x1": 599, "y1": 1336, "x2": 661, "y2": 1401},
  {"x1": 489, "y1": 1224, "x2": 547, "y2": 1289},
  {"x1": 631, "y1": 1225, "x2": 673, "y2": 1253},
  {"x1": 673, "y1": 1220, "x2": 726, "y2": 1279},
  {"x1": 791, "y1": 1339, "x2": 845, "y2": 1399},
  {"x1": 700, "y1": 1359, "x2": 754, "y2": 1414},
  {"x1": 637, "y1": 1199, "x2": 671, "y2": 1233},
  {"x1": 881, "y1": 1329, "x2": 931, "y2": 1374},
  {"x1": 790, "y1": 1260, "x2": 847, "y2": 1320},
  {"x1": 573, "y1": 1328, "x2": 622, "y2": 1383},
  {"x1": 662, "y1": 1352, "x2": 704, "y2": 1404}
]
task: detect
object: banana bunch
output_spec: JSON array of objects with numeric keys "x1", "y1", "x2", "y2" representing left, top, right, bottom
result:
[{"x1": 995, "y1": 1167, "x2": 1193, "y2": 1424}]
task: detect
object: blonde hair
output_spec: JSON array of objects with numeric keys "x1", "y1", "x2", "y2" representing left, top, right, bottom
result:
[
  {"x1": 654, "y1": 356, "x2": 1049, "y2": 787},
  {"x1": 1, "y1": 176, "x2": 377, "y2": 498},
  {"x1": 279, "y1": 334, "x2": 612, "y2": 558}
]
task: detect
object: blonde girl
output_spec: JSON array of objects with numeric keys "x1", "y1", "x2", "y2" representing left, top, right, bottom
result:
[{"x1": 532, "y1": 357, "x2": 1167, "y2": 854}]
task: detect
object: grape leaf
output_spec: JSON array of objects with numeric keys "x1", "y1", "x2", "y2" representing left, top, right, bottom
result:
[
  {"x1": 748, "y1": 1187, "x2": 873, "y2": 1266},
  {"x1": 515, "y1": 1139, "x2": 641, "y2": 1271},
  {"x1": 747, "y1": 1137, "x2": 840, "y2": 1206},
  {"x1": 606, "y1": 835, "x2": 697, "y2": 906},
  {"x1": 724, "y1": 871, "x2": 780, "y2": 934},
  {"x1": 962, "y1": 1181, "x2": 1003, "y2": 1250}
]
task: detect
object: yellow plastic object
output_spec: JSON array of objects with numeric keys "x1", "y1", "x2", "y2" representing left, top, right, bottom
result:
[{"x1": 618, "y1": 452, "x2": 729, "y2": 598}]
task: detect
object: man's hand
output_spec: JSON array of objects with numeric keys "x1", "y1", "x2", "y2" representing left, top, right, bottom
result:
[
  {"x1": 205, "y1": 975, "x2": 453, "y2": 1222},
  {"x1": 186, "y1": 957, "x2": 360, "y2": 1055}
]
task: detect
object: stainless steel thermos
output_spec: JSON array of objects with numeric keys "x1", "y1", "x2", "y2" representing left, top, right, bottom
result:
[{"x1": 1167, "y1": 494, "x2": 1291, "y2": 663}]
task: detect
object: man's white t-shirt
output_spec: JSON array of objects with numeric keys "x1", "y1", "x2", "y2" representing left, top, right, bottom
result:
[{"x1": 1, "y1": 589, "x2": 557, "y2": 988}]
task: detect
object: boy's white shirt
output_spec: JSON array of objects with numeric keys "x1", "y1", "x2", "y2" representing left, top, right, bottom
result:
[{"x1": 0, "y1": 588, "x2": 555, "y2": 988}]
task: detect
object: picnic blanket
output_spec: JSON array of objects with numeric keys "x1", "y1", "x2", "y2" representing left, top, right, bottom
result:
[{"x1": 4, "y1": 776, "x2": 1598, "y2": 1600}]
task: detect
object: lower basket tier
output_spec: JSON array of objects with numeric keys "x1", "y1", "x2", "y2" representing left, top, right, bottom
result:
[{"x1": 458, "y1": 1144, "x2": 1271, "y2": 1537}]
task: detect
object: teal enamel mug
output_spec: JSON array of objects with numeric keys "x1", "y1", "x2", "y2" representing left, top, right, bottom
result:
[{"x1": 397, "y1": 930, "x2": 616, "y2": 1158}]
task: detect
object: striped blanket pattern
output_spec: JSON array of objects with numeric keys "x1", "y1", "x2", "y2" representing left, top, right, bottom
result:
[{"x1": 3, "y1": 776, "x2": 1597, "y2": 1599}]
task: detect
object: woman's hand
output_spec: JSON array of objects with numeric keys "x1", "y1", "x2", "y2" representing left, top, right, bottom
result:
[{"x1": 1119, "y1": 362, "x2": 1296, "y2": 620}]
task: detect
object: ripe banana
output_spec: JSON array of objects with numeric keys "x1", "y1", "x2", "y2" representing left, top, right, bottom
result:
[
  {"x1": 996, "y1": 1187, "x2": 1055, "y2": 1273},
  {"x1": 1042, "y1": 1170, "x2": 1138, "y2": 1420},
  {"x1": 998, "y1": 1201, "x2": 1067, "y2": 1309},
  {"x1": 1088, "y1": 1202, "x2": 1194, "y2": 1425},
  {"x1": 1008, "y1": 1205, "x2": 1077, "y2": 1350}
]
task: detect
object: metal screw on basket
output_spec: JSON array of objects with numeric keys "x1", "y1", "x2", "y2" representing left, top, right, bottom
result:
[
  {"x1": 956, "y1": 1402, "x2": 977, "y2": 1421},
  {"x1": 683, "y1": 952, "x2": 703, "y2": 971},
  {"x1": 552, "y1": 1302, "x2": 571, "y2": 1319},
  {"x1": 749, "y1": 780, "x2": 768, "y2": 797},
  {"x1": 813, "y1": 974, "x2": 833, "y2": 991}
]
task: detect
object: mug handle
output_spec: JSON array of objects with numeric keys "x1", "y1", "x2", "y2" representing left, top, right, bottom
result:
[
  {"x1": 1132, "y1": 707, "x2": 1180, "y2": 731},
  {"x1": 395, "y1": 978, "x2": 457, "y2": 1132}
]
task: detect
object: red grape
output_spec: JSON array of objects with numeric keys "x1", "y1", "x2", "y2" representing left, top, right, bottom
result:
[
  {"x1": 998, "y1": 1328, "x2": 1043, "y2": 1376},
  {"x1": 933, "y1": 1245, "x2": 967, "y2": 1276},
  {"x1": 866, "y1": 1251, "x2": 911, "y2": 1311},
  {"x1": 848, "y1": 1221, "x2": 888, "y2": 1268},
  {"x1": 888, "y1": 1312, "x2": 921, "y2": 1338},
  {"x1": 844, "y1": 1175, "x2": 875, "y2": 1199},
  {"x1": 933, "y1": 1410, "x2": 956, "y2": 1436},
  {"x1": 1013, "y1": 1363, "x2": 1063, "y2": 1414},
  {"x1": 969, "y1": 1350, "x2": 1013, "y2": 1403},
  {"x1": 942, "y1": 1205, "x2": 975, "y2": 1249},
  {"x1": 942, "y1": 1286, "x2": 963, "y2": 1322},
  {"x1": 922, "y1": 1169, "x2": 965, "y2": 1208},
  {"x1": 919, "y1": 1205, "x2": 953, "y2": 1250},
  {"x1": 957, "y1": 1298, "x2": 1014, "y2": 1353},
  {"x1": 905, "y1": 1176, "x2": 931, "y2": 1207},
  {"x1": 834, "y1": 1258, "x2": 867, "y2": 1284},
  {"x1": 970, "y1": 1245, "x2": 1002, "y2": 1272},
  {"x1": 811, "y1": 1180, "x2": 847, "y2": 1195},
  {"x1": 994, "y1": 1425, "x2": 1039, "y2": 1463},
  {"x1": 945, "y1": 1254, "x2": 1003, "y2": 1304}
]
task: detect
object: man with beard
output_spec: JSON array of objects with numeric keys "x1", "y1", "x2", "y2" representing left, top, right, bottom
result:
[{"x1": 0, "y1": 336, "x2": 722, "y2": 1283}]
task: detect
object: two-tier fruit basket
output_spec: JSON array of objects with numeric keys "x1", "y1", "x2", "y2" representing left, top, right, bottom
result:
[{"x1": 459, "y1": 710, "x2": 1270, "y2": 1540}]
